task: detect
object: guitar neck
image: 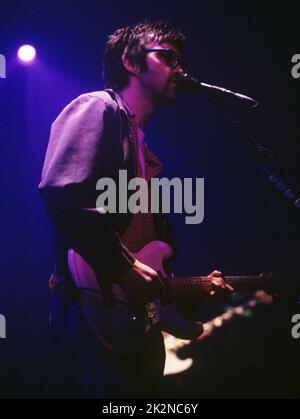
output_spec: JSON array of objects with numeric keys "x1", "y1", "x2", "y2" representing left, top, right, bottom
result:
[{"x1": 167, "y1": 275, "x2": 272, "y2": 297}]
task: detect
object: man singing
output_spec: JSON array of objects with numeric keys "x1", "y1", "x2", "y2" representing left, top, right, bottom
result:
[{"x1": 39, "y1": 20, "x2": 231, "y2": 398}]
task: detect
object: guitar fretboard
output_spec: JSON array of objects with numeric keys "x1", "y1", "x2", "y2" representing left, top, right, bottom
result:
[{"x1": 167, "y1": 275, "x2": 274, "y2": 297}]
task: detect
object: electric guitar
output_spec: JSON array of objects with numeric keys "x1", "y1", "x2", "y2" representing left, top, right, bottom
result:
[{"x1": 68, "y1": 240, "x2": 289, "y2": 354}]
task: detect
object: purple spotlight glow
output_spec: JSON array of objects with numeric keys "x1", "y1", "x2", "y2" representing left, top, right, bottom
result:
[{"x1": 18, "y1": 45, "x2": 36, "y2": 63}]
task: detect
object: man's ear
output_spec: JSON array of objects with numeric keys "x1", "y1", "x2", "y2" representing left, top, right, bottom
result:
[{"x1": 122, "y1": 55, "x2": 140, "y2": 77}]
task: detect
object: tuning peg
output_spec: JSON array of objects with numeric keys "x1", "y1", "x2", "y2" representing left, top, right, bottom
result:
[
  {"x1": 259, "y1": 165, "x2": 272, "y2": 176},
  {"x1": 294, "y1": 198, "x2": 300, "y2": 208},
  {"x1": 268, "y1": 174, "x2": 279, "y2": 183},
  {"x1": 284, "y1": 189, "x2": 296, "y2": 199},
  {"x1": 276, "y1": 181, "x2": 287, "y2": 191}
]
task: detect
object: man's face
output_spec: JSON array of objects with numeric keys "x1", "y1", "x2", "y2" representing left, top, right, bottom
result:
[{"x1": 138, "y1": 42, "x2": 184, "y2": 105}]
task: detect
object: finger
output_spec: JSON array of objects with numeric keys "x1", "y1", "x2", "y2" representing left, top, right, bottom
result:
[
  {"x1": 219, "y1": 275, "x2": 234, "y2": 292},
  {"x1": 212, "y1": 279, "x2": 226, "y2": 289},
  {"x1": 212, "y1": 270, "x2": 223, "y2": 276},
  {"x1": 225, "y1": 283, "x2": 234, "y2": 292},
  {"x1": 148, "y1": 266, "x2": 158, "y2": 276},
  {"x1": 213, "y1": 279, "x2": 234, "y2": 293}
]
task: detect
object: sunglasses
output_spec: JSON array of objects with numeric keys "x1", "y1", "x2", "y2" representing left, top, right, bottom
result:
[{"x1": 145, "y1": 48, "x2": 185, "y2": 70}]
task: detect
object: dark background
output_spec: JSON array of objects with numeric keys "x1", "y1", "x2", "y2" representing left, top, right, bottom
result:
[{"x1": 0, "y1": 0, "x2": 299, "y2": 398}]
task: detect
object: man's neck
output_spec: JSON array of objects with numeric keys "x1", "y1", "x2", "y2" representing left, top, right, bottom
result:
[{"x1": 119, "y1": 83, "x2": 157, "y2": 129}]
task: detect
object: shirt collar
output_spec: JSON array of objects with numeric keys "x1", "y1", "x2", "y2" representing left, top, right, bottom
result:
[{"x1": 105, "y1": 89, "x2": 135, "y2": 118}]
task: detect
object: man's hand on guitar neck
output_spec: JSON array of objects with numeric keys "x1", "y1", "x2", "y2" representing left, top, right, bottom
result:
[
  {"x1": 208, "y1": 270, "x2": 234, "y2": 295},
  {"x1": 118, "y1": 259, "x2": 160, "y2": 317}
]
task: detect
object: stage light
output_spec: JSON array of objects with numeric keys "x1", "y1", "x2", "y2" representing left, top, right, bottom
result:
[{"x1": 18, "y1": 45, "x2": 36, "y2": 63}]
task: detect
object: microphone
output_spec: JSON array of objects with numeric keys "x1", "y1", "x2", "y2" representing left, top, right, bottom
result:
[{"x1": 175, "y1": 72, "x2": 258, "y2": 106}]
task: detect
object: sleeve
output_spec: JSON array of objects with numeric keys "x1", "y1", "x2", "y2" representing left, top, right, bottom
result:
[{"x1": 38, "y1": 93, "x2": 135, "y2": 282}]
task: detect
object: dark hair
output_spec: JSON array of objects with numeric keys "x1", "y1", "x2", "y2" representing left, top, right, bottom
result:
[{"x1": 103, "y1": 20, "x2": 186, "y2": 91}]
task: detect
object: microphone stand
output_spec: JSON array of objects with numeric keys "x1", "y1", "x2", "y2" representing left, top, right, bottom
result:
[{"x1": 218, "y1": 104, "x2": 300, "y2": 210}]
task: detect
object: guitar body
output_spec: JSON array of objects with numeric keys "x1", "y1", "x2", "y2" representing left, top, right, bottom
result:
[{"x1": 68, "y1": 240, "x2": 203, "y2": 354}]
